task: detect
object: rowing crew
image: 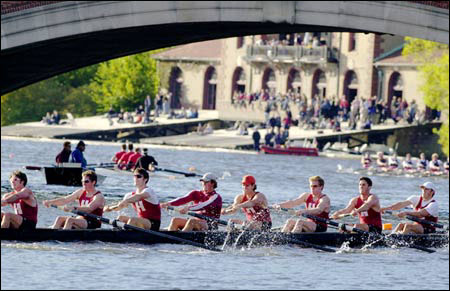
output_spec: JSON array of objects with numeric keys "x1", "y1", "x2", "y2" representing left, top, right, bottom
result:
[
  {"x1": 361, "y1": 152, "x2": 449, "y2": 175},
  {"x1": 1, "y1": 170, "x2": 442, "y2": 237}
]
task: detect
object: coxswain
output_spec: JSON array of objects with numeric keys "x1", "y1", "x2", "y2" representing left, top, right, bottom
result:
[
  {"x1": 402, "y1": 153, "x2": 415, "y2": 172},
  {"x1": 272, "y1": 176, "x2": 330, "y2": 233},
  {"x1": 376, "y1": 152, "x2": 388, "y2": 170},
  {"x1": 111, "y1": 144, "x2": 127, "y2": 164},
  {"x1": 43, "y1": 170, "x2": 105, "y2": 229},
  {"x1": 388, "y1": 153, "x2": 399, "y2": 170},
  {"x1": 331, "y1": 177, "x2": 383, "y2": 233},
  {"x1": 104, "y1": 168, "x2": 161, "y2": 230},
  {"x1": 55, "y1": 141, "x2": 72, "y2": 164},
  {"x1": 71, "y1": 140, "x2": 87, "y2": 169},
  {"x1": 117, "y1": 143, "x2": 134, "y2": 170},
  {"x1": 160, "y1": 173, "x2": 222, "y2": 231},
  {"x1": 135, "y1": 148, "x2": 158, "y2": 171},
  {"x1": 1, "y1": 171, "x2": 38, "y2": 229},
  {"x1": 381, "y1": 182, "x2": 439, "y2": 234},
  {"x1": 221, "y1": 175, "x2": 272, "y2": 231},
  {"x1": 417, "y1": 152, "x2": 428, "y2": 171},
  {"x1": 429, "y1": 153, "x2": 442, "y2": 173},
  {"x1": 361, "y1": 152, "x2": 372, "y2": 169}
]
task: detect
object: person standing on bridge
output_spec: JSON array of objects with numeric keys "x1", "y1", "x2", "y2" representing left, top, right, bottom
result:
[
  {"x1": 1, "y1": 171, "x2": 38, "y2": 230},
  {"x1": 273, "y1": 176, "x2": 330, "y2": 233},
  {"x1": 71, "y1": 140, "x2": 87, "y2": 169},
  {"x1": 331, "y1": 177, "x2": 383, "y2": 233}
]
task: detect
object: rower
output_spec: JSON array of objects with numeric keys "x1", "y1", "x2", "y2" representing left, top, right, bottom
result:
[
  {"x1": 55, "y1": 141, "x2": 72, "y2": 165},
  {"x1": 111, "y1": 144, "x2": 127, "y2": 164},
  {"x1": 402, "y1": 153, "x2": 415, "y2": 171},
  {"x1": 417, "y1": 152, "x2": 428, "y2": 171},
  {"x1": 381, "y1": 181, "x2": 439, "y2": 234},
  {"x1": 361, "y1": 152, "x2": 372, "y2": 169},
  {"x1": 331, "y1": 177, "x2": 383, "y2": 233},
  {"x1": 125, "y1": 147, "x2": 142, "y2": 171},
  {"x1": 71, "y1": 140, "x2": 87, "y2": 169},
  {"x1": 103, "y1": 168, "x2": 161, "y2": 231},
  {"x1": 221, "y1": 175, "x2": 272, "y2": 231},
  {"x1": 117, "y1": 143, "x2": 134, "y2": 170},
  {"x1": 160, "y1": 173, "x2": 222, "y2": 231},
  {"x1": 429, "y1": 153, "x2": 442, "y2": 173},
  {"x1": 135, "y1": 148, "x2": 158, "y2": 171},
  {"x1": 43, "y1": 170, "x2": 105, "y2": 229},
  {"x1": 272, "y1": 176, "x2": 330, "y2": 233},
  {"x1": 1, "y1": 171, "x2": 38, "y2": 230},
  {"x1": 388, "y1": 153, "x2": 399, "y2": 170},
  {"x1": 376, "y1": 152, "x2": 388, "y2": 169}
]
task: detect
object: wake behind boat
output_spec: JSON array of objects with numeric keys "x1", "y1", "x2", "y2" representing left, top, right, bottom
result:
[{"x1": 1, "y1": 228, "x2": 448, "y2": 249}]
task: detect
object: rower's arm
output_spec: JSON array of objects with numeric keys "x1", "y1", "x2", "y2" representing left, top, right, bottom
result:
[
  {"x1": 222, "y1": 195, "x2": 243, "y2": 215},
  {"x1": 278, "y1": 193, "x2": 308, "y2": 209},
  {"x1": 234, "y1": 193, "x2": 265, "y2": 210},
  {"x1": 402, "y1": 208, "x2": 431, "y2": 218},
  {"x1": 302, "y1": 195, "x2": 330, "y2": 216},
  {"x1": 354, "y1": 195, "x2": 379, "y2": 214},
  {"x1": 332, "y1": 198, "x2": 357, "y2": 218},
  {"x1": 2, "y1": 188, "x2": 32, "y2": 203},
  {"x1": 44, "y1": 190, "x2": 81, "y2": 207},
  {"x1": 77, "y1": 194, "x2": 105, "y2": 212},
  {"x1": 382, "y1": 200, "x2": 412, "y2": 212}
]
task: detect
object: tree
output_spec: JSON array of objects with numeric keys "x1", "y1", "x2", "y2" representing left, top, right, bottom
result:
[
  {"x1": 403, "y1": 37, "x2": 449, "y2": 156},
  {"x1": 90, "y1": 51, "x2": 160, "y2": 113}
]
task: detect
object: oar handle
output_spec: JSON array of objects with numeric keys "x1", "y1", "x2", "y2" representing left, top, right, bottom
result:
[
  {"x1": 406, "y1": 215, "x2": 447, "y2": 230},
  {"x1": 51, "y1": 205, "x2": 222, "y2": 252},
  {"x1": 155, "y1": 167, "x2": 201, "y2": 177},
  {"x1": 166, "y1": 206, "x2": 230, "y2": 226},
  {"x1": 24, "y1": 166, "x2": 43, "y2": 171}
]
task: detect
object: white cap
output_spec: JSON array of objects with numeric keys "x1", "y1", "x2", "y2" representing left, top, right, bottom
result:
[
  {"x1": 199, "y1": 173, "x2": 218, "y2": 182},
  {"x1": 420, "y1": 182, "x2": 436, "y2": 191}
]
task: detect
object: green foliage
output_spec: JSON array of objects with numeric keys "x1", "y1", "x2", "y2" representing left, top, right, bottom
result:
[
  {"x1": 403, "y1": 37, "x2": 449, "y2": 156},
  {"x1": 90, "y1": 52, "x2": 159, "y2": 113},
  {"x1": 62, "y1": 85, "x2": 98, "y2": 117},
  {"x1": 55, "y1": 64, "x2": 99, "y2": 88}
]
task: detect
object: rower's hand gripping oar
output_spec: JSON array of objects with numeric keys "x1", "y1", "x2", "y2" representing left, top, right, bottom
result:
[{"x1": 50, "y1": 205, "x2": 222, "y2": 252}]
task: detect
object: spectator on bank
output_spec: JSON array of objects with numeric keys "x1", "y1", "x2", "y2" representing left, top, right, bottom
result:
[
  {"x1": 264, "y1": 130, "x2": 274, "y2": 147},
  {"x1": 144, "y1": 95, "x2": 152, "y2": 124},
  {"x1": 186, "y1": 107, "x2": 198, "y2": 119},
  {"x1": 252, "y1": 127, "x2": 261, "y2": 151},
  {"x1": 41, "y1": 112, "x2": 52, "y2": 125},
  {"x1": 163, "y1": 96, "x2": 170, "y2": 115},
  {"x1": 51, "y1": 110, "x2": 61, "y2": 125}
]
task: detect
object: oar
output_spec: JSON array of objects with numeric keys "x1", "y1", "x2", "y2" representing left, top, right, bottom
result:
[
  {"x1": 86, "y1": 162, "x2": 116, "y2": 168},
  {"x1": 24, "y1": 165, "x2": 43, "y2": 171},
  {"x1": 406, "y1": 215, "x2": 449, "y2": 231},
  {"x1": 303, "y1": 213, "x2": 435, "y2": 253},
  {"x1": 171, "y1": 206, "x2": 336, "y2": 252},
  {"x1": 51, "y1": 205, "x2": 222, "y2": 252},
  {"x1": 155, "y1": 167, "x2": 202, "y2": 177}
]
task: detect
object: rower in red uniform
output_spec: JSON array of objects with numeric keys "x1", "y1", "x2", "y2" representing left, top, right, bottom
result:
[
  {"x1": 111, "y1": 144, "x2": 127, "y2": 164},
  {"x1": 1, "y1": 171, "x2": 38, "y2": 230},
  {"x1": 104, "y1": 168, "x2": 161, "y2": 230},
  {"x1": 117, "y1": 143, "x2": 134, "y2": 170},
  {"x1": 43, "y1": 170, "x2": 105, "y2": 229},
  {"x1": 331, "y1": 177, "x2": 383, "y2": 233},
  {"x1": 126, "y1": 147, "x2": 142, "y2": 170},
  {"x1": 160, "y1": 173, "x2": 222, "y2": 231},
  {"x1": 221, "y1": 175, "x2": 272, "y2": 231},
  {"x1": 273, "y1": 176, "x2": 330, "y2": 233},
  {"x1": 381, "y1": 181, "x2": 439, "y2": 234}
]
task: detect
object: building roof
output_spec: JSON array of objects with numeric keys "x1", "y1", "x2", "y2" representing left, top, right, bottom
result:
[
  {"x1": 374, "y1": 45, "x2": 418, "y2": 67},
  {"x1": 152, "y1": 39, "x2": 222, "y2": 62}
]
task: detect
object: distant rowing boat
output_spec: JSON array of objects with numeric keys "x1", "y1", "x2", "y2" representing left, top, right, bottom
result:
[
  {"x1": 261, "y1": 146, "x2": 319, "y2": 157},
  {"x1": 1, "y1": 228, "x2": 447, "y2": 249}
]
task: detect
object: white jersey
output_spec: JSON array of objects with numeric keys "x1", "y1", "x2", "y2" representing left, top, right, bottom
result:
[
  {"x1": 123, "y1": 187, "x2": 159, "y2": 205},
  {"x1": 407, "y1": 195, "x2": 439, "y2": 217}
]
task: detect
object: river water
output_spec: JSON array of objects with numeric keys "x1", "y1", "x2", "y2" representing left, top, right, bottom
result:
[{"x1": 1, "y1": 137, "x2": 449, "y2": 290}]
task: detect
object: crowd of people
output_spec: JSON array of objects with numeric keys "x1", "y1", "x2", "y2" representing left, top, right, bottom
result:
[
  {"x1": 41, "y1": 110, "x2": 61, "y2": 125},
  {"x1": 2, "y1": 169, "x2": 442, "y2": 240},
  {"x1": 106, "y1": 91, "x2": 199, "y2": 126},
  {"x1": 232, "y1": 88, "x2": 441, "y2": 134}
]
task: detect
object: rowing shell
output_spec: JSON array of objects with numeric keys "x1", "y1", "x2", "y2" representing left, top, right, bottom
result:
[{"x1": 1, "y1": 228, "x2": 447, "y2": 249}]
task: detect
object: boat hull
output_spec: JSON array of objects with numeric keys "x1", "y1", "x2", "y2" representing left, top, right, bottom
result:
[
  {"x1": 1, "y1": 228, "x2": 447, "y2": 249},
  {"x1": 261, "y1": 146, "x2": 319, "y2": 156}
]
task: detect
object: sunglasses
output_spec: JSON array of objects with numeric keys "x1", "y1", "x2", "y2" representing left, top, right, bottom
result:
[
  {"x1": 83, "y1": 180, "x2": 91, "y2": 184},
  {"x1": 310, "y1": 185, "x2": 320, "y2": 188},
  {"x1": 134, "y1": 174, "x2": 143, "y2": 179}
]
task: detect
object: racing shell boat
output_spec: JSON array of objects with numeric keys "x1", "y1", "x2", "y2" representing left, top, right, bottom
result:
[{"x1": 261, "y1": 146, "x2": 319, "y2": 156}]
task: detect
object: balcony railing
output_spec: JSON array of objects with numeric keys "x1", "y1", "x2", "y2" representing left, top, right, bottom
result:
[{"x1": 246, "y1": 45, "x2": 333, "y2": 64}]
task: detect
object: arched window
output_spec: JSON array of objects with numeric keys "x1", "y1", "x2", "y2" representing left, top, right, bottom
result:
[
  {"x1": 262, "y1": 67, "x2": 276, "y2": 95},
  {"x1": 287, "y1": 68, "x2": 301, "y2": 94},
  {"x1": 343, "y1": 70, "x2": 358, "y2": 104},
  {"x1": 203, "y1": 66, "x2": 217, "y2": 110},
  {"x1": 169, "y1": 66, "x2": 183, "y2": 109},
  {"x1": 312, "y1": 69, "x2": 326, "y2": 98},
  {"x1": 387, "y1": 72, "x2": 403, "y2": 107},
  {"x1": 231, "y1": 67, "x2": 246, "y2": 103}
]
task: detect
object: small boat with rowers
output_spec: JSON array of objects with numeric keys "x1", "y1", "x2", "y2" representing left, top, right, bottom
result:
[
  {"x1": 1, "y1": 228, "x2": 447, "y2": 249},
  {"x1": 25, "y1": 163, "x2": 107, "y2": 186}
]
